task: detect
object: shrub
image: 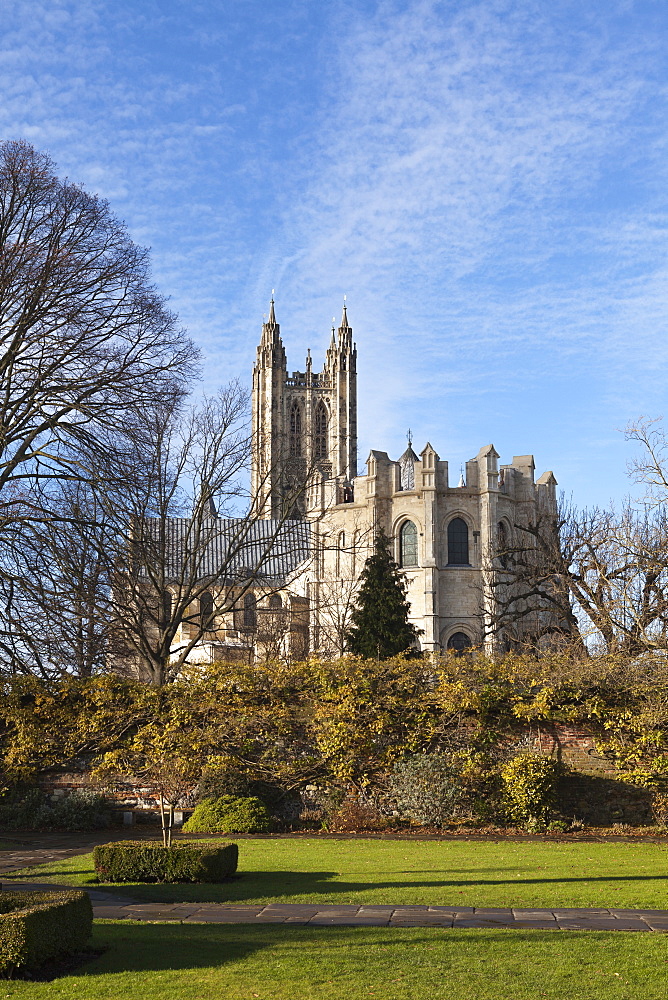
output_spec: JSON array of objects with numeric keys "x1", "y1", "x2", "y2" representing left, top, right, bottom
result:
[
  {"x1": 500, "y1": 752, "x2": 564, "y2": 829},
  {"x1": 0, "y1": 788, "x2": 52, "y2": 831},
  {"x1": 651, "y1": 789, "x2": 668, "y2": 827},
  {"x1": 0, "y1": 788, "x2": 110, "y2": 832},
  {"x1": 92, "y1": 840, "x2": 238, "y2": 883},
  {"x1": 197, "y1": 767, "x2": 300, "y2": 819},
  {"x1": 326, "y1": 791, "x2": 388, "y2": 832},
  {"x1": 183, "y1": 796, "x2": 272, "y2": 834},
  {"x1": 0, "y1": 890, "x2": 92, "y2": 977},
  {"x1": 389, "y1": 753, "x2": 475, "y2": 827},
  {"x1": 51, "y1": 791, "x2": 111, "y2": 831}
]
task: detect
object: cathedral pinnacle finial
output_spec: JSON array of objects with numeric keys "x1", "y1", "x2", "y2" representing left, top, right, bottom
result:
[
  {"x1": 407, "y1": 428, "x2": 412, "y2": 447},
  {"x1": 267, "y1": 292, "x2": 276, "y2": 326},
  {"x1": 340, "y1": 296, "x2": 349, "y2": 329},
  {"x1": 458, "y1": 465, "x2": 466, "y2": 488}
]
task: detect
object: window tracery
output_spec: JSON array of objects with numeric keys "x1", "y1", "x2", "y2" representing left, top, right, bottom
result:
[
  {"x1": 497, "y1": 521, "x2": 509, "y2": 569},
  {"x1": 447, "y1": 517, "x2": 469, "y2": 565},
  {"x1": 314, "y1": 401, "x2": 328, "y2": 460},
  {"x1": 290, "y1": 402, "x2": 302, "y2": 456},
  {"x1": 447, "y1": 631, "x2": 472, "y2": 655},
  {"x1": 200, "y1": 591, "x2": 214, "y2": 632},
  {"x1": 243, "y1": 592, "x2": 257, "y2": 629},
  {"x1": 399, "y1": 520, "x2": 418, "y2": 567}
]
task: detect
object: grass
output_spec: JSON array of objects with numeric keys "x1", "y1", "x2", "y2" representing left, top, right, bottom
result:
[
  {"x1": 3, "y1": 922, "x2": 668, "y2": 999},
  {"x1": 6, "y1": 837, "x2": 668, "y2": 909}
]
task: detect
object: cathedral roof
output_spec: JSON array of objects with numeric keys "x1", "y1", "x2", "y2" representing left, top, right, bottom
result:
[{"x1": 142, "y1": 517, "x2": 311, "y2": 584}]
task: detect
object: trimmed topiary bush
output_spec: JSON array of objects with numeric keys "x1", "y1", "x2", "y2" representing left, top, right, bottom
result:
[
  {"x1": 183, "y1": 795, "x2": 272, "y2": 834},
  {"x1": 92, "y1": 840, "x2": 238, "y2": 883},
  {"x1": 501, "y1": 752, "x2": 564, "y2": 830},
  {"x1": 0, "y1": 890, "x2": 92, "y2": 977}
]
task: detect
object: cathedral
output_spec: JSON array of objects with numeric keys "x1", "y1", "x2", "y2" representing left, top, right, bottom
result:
[
  {"x1": 251, "y1": 299, "x2": 558, "y2": 656},
  {"x1": 125, "y1": 297, "x2": 559, "y2": 678}
]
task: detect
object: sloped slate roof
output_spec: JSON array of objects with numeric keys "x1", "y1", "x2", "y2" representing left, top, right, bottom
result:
[{"x1": 143, "y1": 517, "x2": 312, "y2": 584}]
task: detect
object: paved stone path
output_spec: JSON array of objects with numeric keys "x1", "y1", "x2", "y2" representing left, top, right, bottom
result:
[
  {"x1": 4, "y1": 881, "x2": 668, "y2": 931},
  {"x1": 3, "y1": 839, "x2": 668, "y2": 932}
]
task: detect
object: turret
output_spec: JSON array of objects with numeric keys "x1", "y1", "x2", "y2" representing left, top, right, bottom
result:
[
  {"x1": 251, "y1": 297, "x2": 288, "y2": 518},
  {"x1": 251, "y1": 296, "x2": 358, "y2": 519}
]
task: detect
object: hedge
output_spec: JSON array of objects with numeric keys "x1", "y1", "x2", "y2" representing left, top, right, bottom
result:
[
  {"x1": 92, "y1": 840, "x2": 239, "y2": 883},
  {"x1": 0, "y1": 890, "x2": 92, "y2": 977}
]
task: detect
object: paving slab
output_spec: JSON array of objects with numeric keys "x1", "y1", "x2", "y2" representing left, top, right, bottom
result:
[
  {"x1": 641, "y1": 917, "x2": 668, "y2": 930},
  {"x1": 309, "y1": 916, "x2": 390, "y2": 926},
  {"x1": 390, "y1": 917, "x2": 454, "y2": 927},
  {"x1": 453, "y1": 917, "x2": 514, "y2": 928},
  {"x1": 557, "y1": 918, "x2": 631, "y2": 930},
  {"x1": 513, "y1": 921, "x2": 565, "y2": 930}
]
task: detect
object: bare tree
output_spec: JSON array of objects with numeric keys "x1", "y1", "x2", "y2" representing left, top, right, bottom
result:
[
  {"x1": 0, "y1": 479, "x2": 113, "y2": 677},
  {"x1": 0, "y1": 140, "x2": 194, "y2": 533},
  {"x1": 108, "y1": 385, "x2": 313, "y2": 684},
  {"x1": 488, "y1": 496, "x2": 668, "y2": 655},
  {"x1": 627, "y1": 417, "x2": 668, "y2": 506}
]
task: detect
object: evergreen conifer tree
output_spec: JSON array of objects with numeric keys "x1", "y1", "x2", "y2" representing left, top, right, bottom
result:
[{"x1": 345, "y1": 528, "x2": 421, "y2": 658}]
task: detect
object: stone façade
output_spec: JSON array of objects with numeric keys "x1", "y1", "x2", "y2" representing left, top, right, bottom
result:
[{"x1": 252, "y1": 299, "x2": 558, "y2": 655}]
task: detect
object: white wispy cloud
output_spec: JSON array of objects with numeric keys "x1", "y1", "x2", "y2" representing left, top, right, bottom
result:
[
  {"x1": 1, "y1": 0, "x2": 667, "y2": 504},
  {"x1": 246, "y1": 0, "x2": 668, "y2": 490}
]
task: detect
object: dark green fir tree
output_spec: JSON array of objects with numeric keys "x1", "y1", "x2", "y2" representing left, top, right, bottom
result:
[{"x1": 345, "y1": 528, "x2": 421, "y2": 659}]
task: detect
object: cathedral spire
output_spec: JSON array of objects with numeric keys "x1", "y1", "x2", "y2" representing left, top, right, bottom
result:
[
  {"x1": 258, "y1": 291, "x2": 286, "y2": 367},
  {"x1": 337, "y1": 297, "x2": 353, "y2": 353}
]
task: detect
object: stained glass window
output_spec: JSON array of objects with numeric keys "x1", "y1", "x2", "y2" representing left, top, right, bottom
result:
[
  {"x1": 200, "y1": 591, "x2": 214, "y2": 631},
  {"x1": 314, "y1": 402, "x2": 328, "y2": 459},
  {"x1": 497, "y1": 521, "x2": 509, "y2": 569},
  {"x1": 290, "y1": 402, "x2": 302, "y2": 456},
  {"x1": 243, "y1": 592, "x2": 257, "y2": 628},
  {"x1": 447, "y1": 517, "x2": 469, "y2": 565},
  {"x1": 400, "y1": 520, "x2": 418, "y2": 567},
  {"x1": 447, "y1": 631, "x2": 472, "y2": 655}
]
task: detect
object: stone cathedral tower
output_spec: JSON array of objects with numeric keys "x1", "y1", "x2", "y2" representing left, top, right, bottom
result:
[{"x1": 251, "y1": 299, "x2": 357, "y2": 519}]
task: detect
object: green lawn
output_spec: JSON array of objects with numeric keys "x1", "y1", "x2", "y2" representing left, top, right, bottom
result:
[
  {"x1": 4, "y1": 923, "x2": 668, "y2": 999},
  {"x1": 6, "y1": 837, "x2": 668, "y2": 909}
]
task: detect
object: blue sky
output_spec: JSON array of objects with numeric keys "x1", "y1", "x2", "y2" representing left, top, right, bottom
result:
[{"x1": 2, "y1": 0, "x2": 668, "y2": 508}]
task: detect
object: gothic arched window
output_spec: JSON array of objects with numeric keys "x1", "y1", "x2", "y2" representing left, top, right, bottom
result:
[
  {"x1": 314, "y1": 402, "x2": 328, "y2": 460},
  {"x1": 336, "y1": 531, "x2": 346, "y2": 576},
  {"x1": 268, "y1": 594, "x2": 283, "y2": 609},
  {"x1": 447, "y1": 517, "x2": 469, "y2": 565},
  {"x1": 200, "y1": 591, "x2": 214, "y2": 632},
  {"x1": 243, "y1": 592, "x2": 257, "y2": 629},
  {"x1": 447, "y1": 631, "x2": 472, "y2": 655},
  {"x1": 290, "y1": 402, "x2": 302, "y2": 456},
  {"x1": 352, "y1": 530, "x2": 360, "y2": 573},
  {"x1": 399, "y1": 520, "x2": 418, "y2": 568},
  {"x1": 497, "y1": 520, "x2": 509, "y2": 569}
]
